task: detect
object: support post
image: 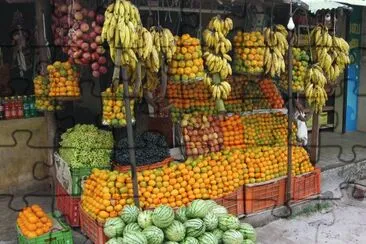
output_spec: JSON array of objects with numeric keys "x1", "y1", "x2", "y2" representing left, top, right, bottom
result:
[{"x1": 310, "y1": 113, "x2": 320, "y2": 164}]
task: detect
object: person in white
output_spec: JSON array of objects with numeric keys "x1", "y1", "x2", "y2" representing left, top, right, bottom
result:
[{"x1": 293, "y1": 100, "x2": 310, "y2": 147}]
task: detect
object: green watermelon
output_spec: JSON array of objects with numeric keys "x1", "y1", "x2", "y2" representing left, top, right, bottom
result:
[
  {"x1": 222, "y1": 230, "x2": 243, "y2": 244},
  {"x1": 211, "y1": 205, "x2": 228, "y2": 217},
  {"x1": 243, "y1": 240, "x2": 255, "y2": 244},
  {"x1": 211, "y1": 229, "x2": 224, "y2": 243},
  {"x1": 198, "y1": 232, "x2": 219, "y2": 244},
  {"x1": 122, "y1": 231, "x2": 148, "y2": 244},
  {"x1": 184, "y1": 219, "x2": 206, "y2": 237},
  {"x1": 164, "y1": 220, "x2": 186, "y2": 242},
  {"x1": 138, "y1": 210, "x2": 153, "y2": 229},
  {"x1": 106, "y1": 237, "x2": 123, "y2": 244},
  {"x1": 163, "y1": 242, "x2": 179, "y2": 244},
  {"x1": 152, "y1": 205, "x2": 175, "y2": 228},
  {"x1": 121, "y1": 205, "x2": 140, "y2": 224},
  {"x1": 203, "y1": 212, "x2": 218, "y2": 231},
  {"x1": 186, "y1": 199, "x2": 211, "y2": 218},
  {"x1": 123, "y1": 222, "x2": 142, "y2": 235},
  {"x1": 103, "y1": 217, "x2": 125, "y2": 238},
  {"x1": 239, "y1": 223, "x2": 256, "y2": 242},
  {"x1": 142, "y1": 226, "x2": 164, "y2": 244},
  {"x1": 181, "y1": 236, "x2": 199, "y2": 244},
  {"x1": 218, "y1": 215, "x2": 240, "y2": 231},
  {"x1": 175, "y1": 206, "x2": 188, "y2": 223}
]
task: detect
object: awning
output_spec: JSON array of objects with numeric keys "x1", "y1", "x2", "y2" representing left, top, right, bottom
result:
[
  {"x1": 302, "y1": 0, "x2": 351, "y2": 13},
  {"x1": 336, "y1": 0, "x2": 366, "y2": 6}
]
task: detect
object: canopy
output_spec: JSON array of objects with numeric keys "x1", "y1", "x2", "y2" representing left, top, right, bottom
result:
[{"x1": 302, "y1": 0, "x2": 366, "y2": 13}]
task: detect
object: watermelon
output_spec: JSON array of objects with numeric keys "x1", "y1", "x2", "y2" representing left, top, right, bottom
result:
[
  {"x1": 175, "y1": 206, "x2": 188, "y2": 223},
  {"x1": 123, "y1": 222, "x2": 142, "y2": 235},
  {"x1": 218, "y1": 215, "x2": 240, "y2": 231},
  {"x1": 121, "y1": 205, "x2": 140, "y2": 224},
  {"x1": 181, "y1": 236, "x2": 199, "y2": 244},
  {"x1": 122, "y1": 231, "x2": 148, "y2": 244},
  {"x1": 106, "y1": 237, "x2": 123, "y2": 244},
  {"x1": 198, "y1": 232, "x2": 219, "y2": 244},
  {"x1": 103, "y1": 217, "x2": 125, "y2": 238},
  {"x1": 138, "y1": 210, "x2": 153, "y2": 229},
  {"x1": 243, "y1": 240, "x2": 255, "y2": 244},
  {"x1": 142, "y1": 226, "x2": 164, "y2": 244},
  {"x1": 203, "y1": 212, "x2": 218, "y2": 231},
  {"x1": 164, "y1": 220, "x2": 186, "y2": 242},
  {"x1": 211, "y1": 205, "x2": 228, "y2": 217},
  {"x1": 222, "y1": 230, "x2": 243, "y2": 244},
  {"x1": 184, "y1": 219, "x2": 206, "y2": 237},
  {"x1": 239, "y1": 223, "x2": 256, "y2": 242},
  {"x1": 152, "y1": 205, "x2": 175, "y2": 228},
  {"x1": 211, "y1": 229, "x2": 224, "y2": 243},
  {"x1": 163, "y1": 242, "x2": 179, "y2": 244},
  {"x1": 186, "y1": 199, "x2": 211, "y2": 218}
]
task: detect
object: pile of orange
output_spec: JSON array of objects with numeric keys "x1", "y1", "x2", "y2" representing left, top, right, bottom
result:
[
  {"x1": 33, "y1": 75, "x2": 64, "y2": 111},
  {"x1": 17, "y1": 205, "x2": 53, "y2": 239},
  {"x1": 167, "y1": 81, "x2": 211, "y2": 100},
  {"x1": 233, "y1": 31, "x2": 265, "y2": 74},
  {"x1": 33, "y1": 75, "x2": 49, "y2": 96},
  {"x1": 47, "y1": 61, "x2": 80, "y2": 97},
  {"x1": 219, "y1": 115, "x2": 245, "y2": 150},
  {"x1": 101, "y1": 84, "x2": 135, "y2": 127},
  {"x1": 259, "y1": 79, "x2": 284, "y2": 109},
  {"x1": 168, "y1": 34, "x2": 205, "y2": 82}
]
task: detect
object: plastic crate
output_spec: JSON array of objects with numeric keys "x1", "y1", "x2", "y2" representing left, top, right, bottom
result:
[
  {"x1": 80, "y1": 205, "x2": 107, "y2": 244},
  {"x1": 114, "y1": 157, "x2": 172, "y2": 173},
  {"x1": 292, "y1": 167, "x2": 321, "y2": 202},
  {"x1": 214, "y1": 186, "x2": 244, "y2": 216},
  {"x1": 244, "y1": 177, "x2": 286, "y2": 214},
  {"x1": 55, "y1": 181, "x2": 81, "y2": 227},
  {"x1": 54, "y1": 152, "x2": 110, "y2": 196},
  {"x1": 17, "y1": 215, "x2": 73, "y2": 244}
]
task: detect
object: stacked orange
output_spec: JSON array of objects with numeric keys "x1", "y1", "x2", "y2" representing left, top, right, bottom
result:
[
  {"x1": 259, "y1": 79, "x2": 284, "y2": 109},
  {"x1": 47, "y1": 61, "x2": 80, "y2": 97},
  {"x1": 33, "y1": 75, "x2": 63, "y2": 111},
  {"x1": 219, "y1": 115, "x2": 245, "y2": 150},
  {"x1": 17, "y1": 205, "x2": 53, "y2": 239},
  {"x1": 168, "y1": 34, "x2": 205, "y2": 83}
]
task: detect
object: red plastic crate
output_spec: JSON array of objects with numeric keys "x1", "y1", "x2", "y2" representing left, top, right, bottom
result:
[
  {"x1": 214, "y1": 186, "x2": 244, "y2": 216},
  {"x1": 244, "y1": 177, "x2": 286, "y2": 214},
  {"x1": 292, "y1": 167, "x2": 321, "y2": 202},
  {"x1": 56, "y1": 181, "x2": 81, "y2": 227},
  {"x1": 80, "y1": 205, "x2": 107, "y2": 244}
]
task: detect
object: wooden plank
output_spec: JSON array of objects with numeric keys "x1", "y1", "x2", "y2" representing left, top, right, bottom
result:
[{"x1": 310, "y1": 113, "x2": 320, "y2": 164}]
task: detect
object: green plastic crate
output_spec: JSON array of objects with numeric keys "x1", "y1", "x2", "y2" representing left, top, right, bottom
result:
[{"x1": 17, "y1": 214, "x2": 73, "y2": 244}]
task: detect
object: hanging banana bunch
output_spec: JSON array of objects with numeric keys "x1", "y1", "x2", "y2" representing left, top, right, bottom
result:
[
  {"x1": 263, "y1": 25, "x2": 288, "y2": 77},
  {"x1": 304, "y1": 64, "x2": 328, "y2": 113},
  {"x1": 150, "y1": 26, "x2": 177, "y2": 63}
]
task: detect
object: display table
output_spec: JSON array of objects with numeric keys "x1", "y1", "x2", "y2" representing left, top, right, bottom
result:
[{"x1": 0, "y1": 117, "x2": 49, "y2": 193}]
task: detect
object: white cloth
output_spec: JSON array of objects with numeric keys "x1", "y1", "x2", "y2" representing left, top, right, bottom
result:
[{"x1": 295, "y1": 111, "x2": 308, "y2": 146}]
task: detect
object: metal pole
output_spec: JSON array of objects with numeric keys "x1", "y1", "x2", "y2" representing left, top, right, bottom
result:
[{"x1": 121, "y1": 67, "x2": 140, "y2": 208}]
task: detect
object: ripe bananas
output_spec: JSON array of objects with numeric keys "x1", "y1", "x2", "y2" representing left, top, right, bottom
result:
[
  {"x1": 304, "y1": 64, "x2": 328, "y2": 113},
  {"x1": 263, "y1": 25, "x2": 288, "y2": 77},
  {"x1": 150, "y1": 26, "x2": 176, "y2": 63},
  {"x1": 210, "y1": 81, "x2": 232, "y2": 100}
]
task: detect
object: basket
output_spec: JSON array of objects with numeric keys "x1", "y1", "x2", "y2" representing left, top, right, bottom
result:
[
  {"x1": 214, "y1": 186, "x2": 244, "y2": 217},
  {"x1": 80, "y1": 205, "x2": 107, "y2": 244},
  {"x1": 114, "y1": 157, "x2": 173, "y2": 173},
  {"x1": 292, "y1": 167, "x2": 321, "y2": 202},
  {"x1": 244, "y1": 177, "x2": 286, "y2": 214},
  {"x1": 17, "y1": 214, "x2": 73, "y2": 244},
  {"x1": 55, "y1": 181, "x2": 81, "y2": 227}
]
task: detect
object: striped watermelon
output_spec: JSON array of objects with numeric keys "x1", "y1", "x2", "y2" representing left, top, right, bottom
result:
[
  {"x1": 211, "y1": 205, "x2": 228, "y2": 217},
  {"x1": 175, "y1": 206, "x2": 188, "y2": 223},
  {"x1": 203, "y1": 212, "x2": 218, "y2": 231},
  {"x1": 243, "y1": 240, "x2": 255, "y2": 244},
  {"x1": 121, "y1": 205, "x2": 140, "y2": 224},
  {"x1": 138, "y1": 210, "x2": 153, "y2": 229},
  {"x1": 103, "y1": 217, "x2": 125, "y2": 238},
  {"x1": 152, "y1": 205, "x2": 175, "y2": 228},
  {"x1": 106, "y1": 237, "x2": 123, "y2": 244},
  {"x1": 184, "y1": 219, "x2": 206, "y2": 237},
  {"x1": 239, "y1": 223, "x2": 256, "y2": 242},
  {"x1": 218, "y1": 215, "x2": 240, "y2": 231},
  {"x1": 163, "y1": 242, "x2": 179, "y2": 244},
  {"x1": 186, "y1": 199, "x2": 211, "y2": 218},
  {"x1": 122, "y1": 231, "x2": 148, "y2": 244},
  {"x1": 198, "y1": 232, "x2": 219, "y2": 244},
  {"x1": 164, "y1": 220, "x2": 186, "y2": 242},
  {"x1": 211, "y1": 229, "x2": 224, "y2": 243},
  {"x1": 123, "y1": 222, "x2": 142, "y2": 235},
  {"x1": 222, "y1": 230, "x2": 243, "y2": 244},
  {"x1": 142, "y1": 226, "x2": 164, "y2": 244},
  {"x1": 181, "y1": 236, "x2": 199, "y2": 244}
]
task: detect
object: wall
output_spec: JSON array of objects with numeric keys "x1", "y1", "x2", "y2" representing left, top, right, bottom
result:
[{"x1": 357, "y1": 7, "x2": 366, "y2": 132}]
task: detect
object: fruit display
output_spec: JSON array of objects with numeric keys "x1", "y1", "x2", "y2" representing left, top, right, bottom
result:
[
  {"x1": 242, "y1": 79, "x2": 271, "y2": 111},
  {"x1": 102, "y1": 200, "x2": 257, "y2": 244},
  {"x1": 51, "y1": 0, "x2": 75, "y2": 50},
  {"x1": 59, "y1": 124, "x2": 113, "y2": 169},
  {"x1": 17, "y1": 205, "x2": 53, "y2": 239},
  {"x1": 202, "y1": 16, "x2": 233, "y2": 107},
  {"x1": 47, "y1": 61, "x2": 80, "y2": 97},
  {"x1": 102, "y1": 84, "x2": 135, "y2": 127},
  {"x1": 279, "y1": 48, "x2": 310, "y2": 92},
  {"x1": 33, "y1": 75, "x2": 64, "y2": 111},
  {"x1": 241, "y1": 112, "x2": 297, "y2": 147},
  {"x1": 259, "y1": 79, "x2": 284, "y2": 109},
  {"x1": 168, "y1": 34, "x2": 205, "y2": 83},
  {"x1": 233, "y1": 31, "x2": 265, "y2": 74},
  {"x1": 304, "y1": 64, "x2": 328, "y2": 113},
  {"x1": 181, "y1": 113, "x2": 223, "y2": 156},
  {"x1": 35, "y1": 97, "x2": 64, "y2": 111},
  {"x1": 115, "y1": 131, "x2": 170, "y2": 166},
  {"x1": 263, "y1": 25, "x2": 289, "y2": 77},
  {"x1": 219, "y1": 115, "x2": 245, "y2": 150}
]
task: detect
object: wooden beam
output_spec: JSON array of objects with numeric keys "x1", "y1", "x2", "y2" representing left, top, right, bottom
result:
[{"x1": 310, "y1": 112, "x2": 320, "y2": 164}]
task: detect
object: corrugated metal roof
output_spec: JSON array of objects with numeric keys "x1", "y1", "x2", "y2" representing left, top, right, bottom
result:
[{"x1": 302, "y1": 0, "x2": 350, "y2": 13}]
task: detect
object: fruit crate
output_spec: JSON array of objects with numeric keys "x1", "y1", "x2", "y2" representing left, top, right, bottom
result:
[
  {"x1": 244, "y1": 177, "x2": 286, "y2": 214},
  {"x1": 214, "y1": 186, "x2": 244, "y2": 217},
  {"x1": 54, "y1": 152, "x2": 110, "y2": 196},
  {"x1": 80, "y1": 205, "x2": 107, "y2": 244},
  {"x1": 292, "y1": 167, "x2": 321, "y2": 202},
  {"x1": 17, "y1": 214, "x2": 73, "y2": 244},
  {"x1": 55, "y1": 180, "x2": 81, "y2": 227},
  {"x1": 114, "y1": 157, "x2": 173, "y2": 173}
]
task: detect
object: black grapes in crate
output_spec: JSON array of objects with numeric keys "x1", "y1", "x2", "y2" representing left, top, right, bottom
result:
[{"x1": 114, "y1": 131, "x2": 170, "y2": 166}]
